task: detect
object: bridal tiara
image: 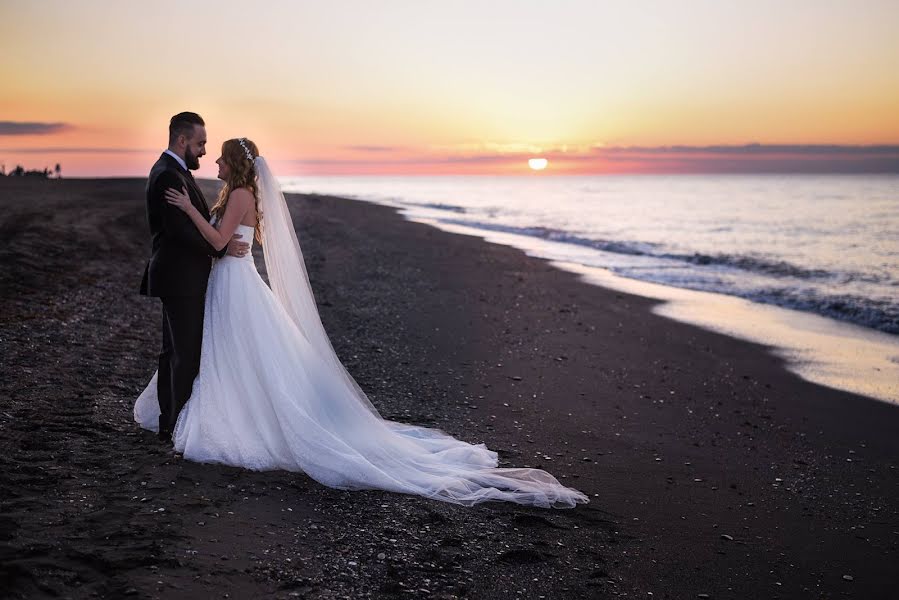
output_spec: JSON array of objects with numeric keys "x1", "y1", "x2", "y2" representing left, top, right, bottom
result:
[{"x1": 237, "y1": 138, "x2": 254, "y2": 163}]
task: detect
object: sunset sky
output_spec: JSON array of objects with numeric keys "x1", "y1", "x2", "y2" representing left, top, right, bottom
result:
[{"x1": 2, "y1": 0, "x2": 898, "y2": 177}]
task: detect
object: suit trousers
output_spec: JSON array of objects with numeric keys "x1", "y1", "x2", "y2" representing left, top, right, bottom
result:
[{"x1": 157, "y1": 295, "x2": 206, "y2": 436}]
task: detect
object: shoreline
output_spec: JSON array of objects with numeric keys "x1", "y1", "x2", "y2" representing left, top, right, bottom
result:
[
  {"x1": 367, "y1": 206, "x2": 899, "y2": 404},
  {"x1": 281, "y1": 173, "x2": 899, "y2": 339},
  {"x1": 1, "y1": 178, "x2": 897, "y2": 599}
]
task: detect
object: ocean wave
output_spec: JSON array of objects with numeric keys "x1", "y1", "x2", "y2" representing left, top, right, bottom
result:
[
  {"x1": 411, "y1": 202, "x2": 468, "y2": 213},
  {"x1": 431, "y1": 218, "x2": 660, "y2": 256},
  {"x1": 609, "y1": 271, "x2": 899, "y2": 334},
  {"x1": 666, "y1": 252, "x2": 833, "y2": 279},
  {"x1": 746, "y1": 288, "x2": 899, "y2": 335},
  {"x1": 425, "y1": 215, "x2": 898, "y2": 334},
  {"x1": 432, "y1": 217, "x2": 835, "y2": 279}
]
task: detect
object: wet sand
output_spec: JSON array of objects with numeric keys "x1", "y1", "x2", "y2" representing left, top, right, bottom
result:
[{"x1": 1, "y1": 177, "x2": 897, "y2": 599}]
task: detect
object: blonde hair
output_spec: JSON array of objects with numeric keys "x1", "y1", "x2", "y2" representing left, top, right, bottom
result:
[{"x1": 210, "y1": 138, "x2": 262, "y2": 243}]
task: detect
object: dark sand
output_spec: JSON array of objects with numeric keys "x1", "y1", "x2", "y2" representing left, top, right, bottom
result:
[{"x1": 1, "y1": 177, "x2": 897, "y2": 599}]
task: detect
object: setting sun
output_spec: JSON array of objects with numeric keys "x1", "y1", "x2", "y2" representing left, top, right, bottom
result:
[{"x1": 528, "y1": 157, "x2": 548, "y2": 171}]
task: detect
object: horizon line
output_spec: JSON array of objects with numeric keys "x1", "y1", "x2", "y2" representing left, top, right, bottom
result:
[{"x1": 2, "y1": 143, "x2": 898, "y2": 176}]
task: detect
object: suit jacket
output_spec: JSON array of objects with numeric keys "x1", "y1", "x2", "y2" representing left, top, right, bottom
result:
[{"x1": 140, "y1": 152, "x2": 227, "y2": 297}]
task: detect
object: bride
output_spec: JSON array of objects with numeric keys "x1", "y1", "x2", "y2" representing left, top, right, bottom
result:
[{"x1": 134, "y1": 138, "x2": 588, "y2": 508}]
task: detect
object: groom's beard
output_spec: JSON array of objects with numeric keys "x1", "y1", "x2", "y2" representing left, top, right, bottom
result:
[{"x1": 184, "y1": 148, "x2": 200, "y2": 170}]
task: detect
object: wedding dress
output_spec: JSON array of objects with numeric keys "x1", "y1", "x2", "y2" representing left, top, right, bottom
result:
[{"x1": 134, "y1": 158, "x2": 588, "y2": 508}]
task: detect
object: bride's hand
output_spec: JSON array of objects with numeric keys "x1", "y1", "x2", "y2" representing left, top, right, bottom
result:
[{"x1": 165, "y1": 186, "x2": 195, "y2": 214}]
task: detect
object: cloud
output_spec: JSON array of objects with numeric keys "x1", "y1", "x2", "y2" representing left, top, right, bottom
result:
[
  {"x1": 0, "y1": 121, "x2": 70, "y2": 136},
  {"x1": 342, "y1": 145, "x2": 405, "y2": 153},
  {"x1": 287, "y1": 143, "x2": 899, "y2": 174},
  {"x1": 589, "y1": 144, "x2": 899, "y2": 173},
  {"x1": 596, "y1": 144, "x2": 899, "y2": 156},
  {"x1": 0, "y1": 146, "x2": 154, "y2": 154},
  {"x1": 289, "y1": 154, "x2": 514, "y2": 166}
]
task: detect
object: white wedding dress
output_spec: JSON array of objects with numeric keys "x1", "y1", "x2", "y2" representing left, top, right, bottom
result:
[{"x1": 135, "y1": 158, "x2": 588, "y2": 508}]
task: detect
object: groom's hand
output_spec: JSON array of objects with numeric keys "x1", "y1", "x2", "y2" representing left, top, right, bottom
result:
[{"x1": 226, "y1": 234, "x2": 251, "y2": 258}]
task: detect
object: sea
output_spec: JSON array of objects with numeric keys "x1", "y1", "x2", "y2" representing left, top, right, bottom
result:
[{"x1": 280, "y1": 174, "x2": 899, "y2": 402}]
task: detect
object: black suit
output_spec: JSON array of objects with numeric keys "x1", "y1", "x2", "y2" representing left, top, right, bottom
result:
[{"x1": 140, "y1": 152, "x2": 226, "y2": 438}]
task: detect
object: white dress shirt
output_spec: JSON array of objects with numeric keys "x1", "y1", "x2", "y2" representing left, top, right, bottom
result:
[{"x1": 163, "y1": 149, "x2": 188, "y2": 172}]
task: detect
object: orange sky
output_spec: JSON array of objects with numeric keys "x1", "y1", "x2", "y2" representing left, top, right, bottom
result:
[{"x1": 1, "y1": 0, "x2": 898, "y2": 176}]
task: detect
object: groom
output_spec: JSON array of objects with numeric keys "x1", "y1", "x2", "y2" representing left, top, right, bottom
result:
[{"x1": 140, "y1": 111, "x2": 249, "y2": 442}]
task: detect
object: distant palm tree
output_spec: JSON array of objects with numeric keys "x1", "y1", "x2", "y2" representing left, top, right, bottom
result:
[{"x1": 55, "y1": 163, "x2": 62, "y2": 178}]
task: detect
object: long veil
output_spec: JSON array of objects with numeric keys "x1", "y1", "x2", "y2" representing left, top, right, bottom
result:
[
  {"x1": 255, "y1": 157, "x2": 378, "y2": 416},
  {"x1": 253, "y1": 157, "x2": 588, "y2": 508}
]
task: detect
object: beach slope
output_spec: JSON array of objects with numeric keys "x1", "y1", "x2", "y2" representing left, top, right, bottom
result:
[{"x1": 1, "y1": 178, "x2": 896, "y2": 599}]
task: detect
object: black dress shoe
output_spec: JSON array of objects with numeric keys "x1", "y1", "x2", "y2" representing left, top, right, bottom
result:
[{"x1": 158, "y1": 430, "x2": 172, "y2": 443}]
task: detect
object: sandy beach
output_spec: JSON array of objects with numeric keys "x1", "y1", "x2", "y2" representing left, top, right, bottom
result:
[{"x1": 1, "y1": 177, "x2": 897, "y2": 599}]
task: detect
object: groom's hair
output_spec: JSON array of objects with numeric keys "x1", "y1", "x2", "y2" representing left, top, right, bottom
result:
[{"x1": 169, "y1": 112, "x2": 205, "y2": 145}]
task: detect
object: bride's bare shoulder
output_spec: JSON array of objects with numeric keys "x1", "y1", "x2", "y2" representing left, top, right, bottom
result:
[
  {"x1": 228, "y1": 187, "x2": 255, "y2": 202},
  {"x1": 226, "y1": 187, "x2": 258, "y2": 225}
]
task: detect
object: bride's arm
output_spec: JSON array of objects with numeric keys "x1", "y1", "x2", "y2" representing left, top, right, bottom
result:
[{"x1": 165, "y1": 187, "x2": 254, "y2": 251}]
